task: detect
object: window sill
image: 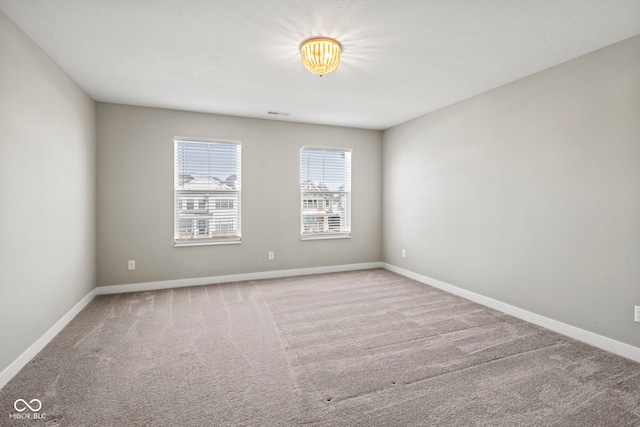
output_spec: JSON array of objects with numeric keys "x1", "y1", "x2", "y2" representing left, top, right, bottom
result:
[
  {"x1": 300, "y1": 234, "x2": 351, "y2": 241},
  {"x1": 174, "y1": 239, "x2": 241, "y2": 247}
]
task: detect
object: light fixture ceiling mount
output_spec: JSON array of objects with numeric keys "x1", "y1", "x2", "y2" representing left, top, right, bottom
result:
[{"x1": 300, "y1": 37, "x2": 341, "y2": 77}]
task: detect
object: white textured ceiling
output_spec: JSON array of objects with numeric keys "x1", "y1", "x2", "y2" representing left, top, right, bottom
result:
[{"x1": 1, "y1": 0, "x2": 638, "y2": 130}]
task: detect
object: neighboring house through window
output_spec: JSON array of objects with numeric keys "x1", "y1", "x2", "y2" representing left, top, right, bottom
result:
[
  {"x1": 300, "y1": 147, "x2": 352, "y2": 239},
  {"x1": 174, "y1": 138, "x2": 241, "y2": 245}
]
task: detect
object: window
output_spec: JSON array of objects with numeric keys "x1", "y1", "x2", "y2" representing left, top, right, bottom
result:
[
  {"x1": 174, "y1": 139, "x2": 241, "y2": 245},
  {"x1": 300, "y1": 147, "x2": 351, "y2": 239}
]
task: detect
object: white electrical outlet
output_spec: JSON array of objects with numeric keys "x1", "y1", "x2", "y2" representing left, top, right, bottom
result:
[
  {"x1": 635, "y1": 305, "x2": 640, "y2": 323},
  {"x1": 402, "y1": 249, "x2": 406, "y2": 258},
  {"x1": 128, "y1": 260, "x2": 136, "y2": 270},
  {"x1": 268, "y1": 251, "x2": 274, "y2": 260}
]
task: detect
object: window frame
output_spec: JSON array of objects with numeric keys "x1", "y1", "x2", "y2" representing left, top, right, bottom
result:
[
  {"x1": 174, "y1": 137, "x2": 242, "y2": 247},
  {"x1": 300, "y1": 146, "x2": 352, "y2": 240}
]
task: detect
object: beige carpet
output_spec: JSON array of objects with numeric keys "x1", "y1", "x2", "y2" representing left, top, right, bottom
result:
[{"x1": 1, "y1": 269, "x2": 639, "y2": 426}]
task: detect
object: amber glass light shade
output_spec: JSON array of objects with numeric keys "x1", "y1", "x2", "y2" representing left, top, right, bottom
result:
[{"x1": 300, "y1": 38, "x2": 341, "y2": 77}]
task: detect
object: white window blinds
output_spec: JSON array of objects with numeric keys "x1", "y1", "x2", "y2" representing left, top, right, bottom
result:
[
  {"x1": 174, "y1": 139, "x2": 241, "y2": 245},
  {"x1": 300, "y1": 147, "x2": 352, "y2": 239}
]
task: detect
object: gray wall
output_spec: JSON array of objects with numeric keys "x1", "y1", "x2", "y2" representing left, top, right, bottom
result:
[
  {"x1": 383, "y1": 35, "x2": 640, "y2": 348},
  {"x1": 96, "y1": 103, "x2": 382, "y2": 287},
  {"x1": 0, "y1": 12, "x2": 96, "y2": 373}
]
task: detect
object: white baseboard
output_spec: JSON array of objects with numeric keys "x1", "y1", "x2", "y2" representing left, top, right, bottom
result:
[
  {"x1": 0, "y1": 289, "x2": 97, "y2": 390},
  {"x1": 96, "y1": 262, "x2": 383, "y2": 295},
  {"x1": 382, "y1": 263, "x2": 640, "y2": 363},
  {"x1": 9, "y1": 261, "x2": 632, "y2": 392}
]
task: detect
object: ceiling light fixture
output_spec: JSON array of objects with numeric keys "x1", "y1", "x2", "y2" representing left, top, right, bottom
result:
[{"x1": 300, "y1": 37, "x2": 341, "y2": 77}]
